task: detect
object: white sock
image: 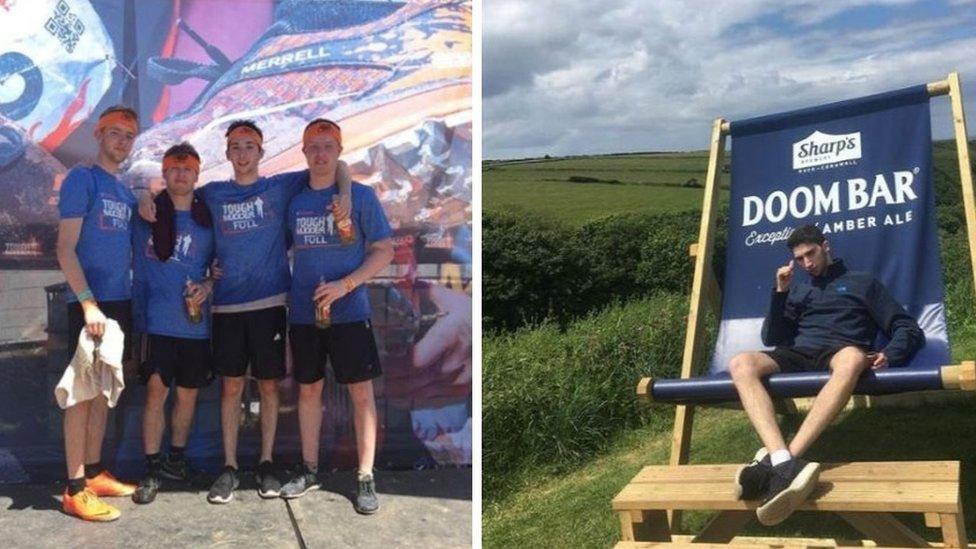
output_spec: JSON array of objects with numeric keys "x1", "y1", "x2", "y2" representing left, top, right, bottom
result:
[{"x1": 770, "y1": 449, "x2": 792, "y2": 466}]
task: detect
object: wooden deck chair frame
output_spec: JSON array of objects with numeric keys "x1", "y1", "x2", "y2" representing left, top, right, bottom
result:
[{"x1": 637, "y1": 71, "x2": 976, "y2": 531}]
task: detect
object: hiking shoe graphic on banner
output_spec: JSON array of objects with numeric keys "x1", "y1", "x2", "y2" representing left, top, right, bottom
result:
[{"x1": 124, "y1": 0, "x2": 472, "y2": 189}]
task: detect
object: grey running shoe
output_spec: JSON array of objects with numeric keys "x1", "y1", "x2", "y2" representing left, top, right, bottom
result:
[
  {"x1": 256, "y1": 461, "x2": 282, "y2": 499},
  {"x1": 280, "y1": 466, "x2": 321, "y2": 500},
  {"x1": 756, "y1": 458, "x2": 821, "y2": 526},
  {"x1": 132, "y1": 474, "x2": 160, "y2": 504},
  {"x1": 158, "y1": 454, "x2": 194, "y2": 481},
  {"x1": 354, "y1": 472, "x2": 379, "y2": 515},
  {"x1": 207, "y1": 466, "x2": 239, "y2": 504},
  {"x1": 734, "y1": 447, "x2": 771, "y2": 500}
]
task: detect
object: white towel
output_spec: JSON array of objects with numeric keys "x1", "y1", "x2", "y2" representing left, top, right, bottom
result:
[{"x1": 55, "y1": 319, "x2": 126, "y2": 409}]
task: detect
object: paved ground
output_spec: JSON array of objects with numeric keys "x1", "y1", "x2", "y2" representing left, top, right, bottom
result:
[{"x1": 0, "y1": 468, "x2": 471, "y2": 548}]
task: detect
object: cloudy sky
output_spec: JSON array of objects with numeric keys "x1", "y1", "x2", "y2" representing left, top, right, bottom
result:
[{"x1": 483, "y1": 0, "x2": 976, "y2": 159}]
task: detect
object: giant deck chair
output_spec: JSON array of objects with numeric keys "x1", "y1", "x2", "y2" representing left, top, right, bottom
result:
[{"x1": 625, "y1": 73, "x2": 976, "y2": 541}]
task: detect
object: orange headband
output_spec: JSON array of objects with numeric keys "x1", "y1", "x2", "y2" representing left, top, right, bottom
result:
[
  {"x1": 226, "y1": 126, "x2": 263, "y2": 147},
  {"x1": 162, "y1": 154, "x2": 201, "y2": 174},
  {"x1": 96, "y1": 111, "x2": 138, "y2": 135},
  {"x1": 303, "y1": 121, "x2": 342, "y2": 148}
]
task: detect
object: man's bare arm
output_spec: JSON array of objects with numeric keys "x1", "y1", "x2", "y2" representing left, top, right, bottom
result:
[{"x1": 57, "y1": 219, "x2": 107, "y2": 337}]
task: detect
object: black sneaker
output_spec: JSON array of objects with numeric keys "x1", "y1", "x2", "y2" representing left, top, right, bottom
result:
[
  {"x1": 256, "y1": 461, "x2": 281, "y2": 499},
  {"x1": 756, "y1": 458, "x2": 821, "y2": 526},
  {"x1": 280, "y1": 466, "x2": 321, "y2": 500},
  {"x1": 354, "y1": 472, "x2": 379, "y2": 515},
  {"x1": 207, "y1": 466, "x2": 239, "y2": 504},
  {"x1": 132, "y1": 474, "x2": 161, "y2": 504},
  {"x1": 158, "y1": 454, "x2": 194, "y2": 482},
  {"x1": 734, "y1": 448, "x2": 771, "y2": 500}
]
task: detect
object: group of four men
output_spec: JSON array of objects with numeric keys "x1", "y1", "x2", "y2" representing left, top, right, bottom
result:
[{"x1": 56, "y1": 106, "x2": 393, "y2": 522}]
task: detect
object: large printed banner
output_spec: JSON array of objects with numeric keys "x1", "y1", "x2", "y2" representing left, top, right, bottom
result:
[
  {"x1": 0, "y1": 0, "x2": 471, "y2": 479},
  {"x1": 711, "y1": 85, "x2": 950, "y2": 374}
]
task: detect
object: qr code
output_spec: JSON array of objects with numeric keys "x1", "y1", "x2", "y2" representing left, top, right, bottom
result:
[{"x1": 44, "y1": 0, "x2": 86, "y2": 53}]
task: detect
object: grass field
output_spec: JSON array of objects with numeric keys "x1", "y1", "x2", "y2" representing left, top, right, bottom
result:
[{"x1": 483, "y1": 152, "x2": 731, "y2": 225}]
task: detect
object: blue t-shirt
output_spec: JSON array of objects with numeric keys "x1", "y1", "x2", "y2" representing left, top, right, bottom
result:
[
  {"x1": 198, "y1": 171, "x2": 308, "y2": 306},
  {"x1": 288, "y1": 182, "x2": 393, "y2": 324},
  {"x1": 132, "y1": 214, "x2": 215, "y2": 339},
  {"x1": 58, "y1": 165, "x2": 136, "y2": 302}
]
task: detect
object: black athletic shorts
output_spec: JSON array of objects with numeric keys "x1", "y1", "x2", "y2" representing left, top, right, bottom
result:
[
  {"x1": 762, "y1": 345, "x2": 865, "y2": 373},
  {"x1": 140, "y1": 334, "x2": 213, "y2": 388},
  {"x1": 67, "y1": 299, "x2": 133, "y2": 360},
  {"x1": 212, "y1": 306, "x2": 287, "y2": 380},
  {"x1": 289, "y1": 321, "x2": 382, "y2": 384}
]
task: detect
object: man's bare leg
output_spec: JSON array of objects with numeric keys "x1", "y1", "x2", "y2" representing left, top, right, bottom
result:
[
  {"x1": 788, "y1": 347, "x2": 866, "y2": 458},
  {"x1": 257, "y1": 379, "x2": 280, "y2": 463},
  {"x1": 171, "y1": 387, "x2": 199, "y2": 448},
  {"x1": 64, "y1": 400, "x2": 91, "y2": 480},
  {"x1": 729, "y1": 352, "x2": 786, "y2": 453},
  {"x1": 348, "y1": 380, "x2": 377, "y2": 474},
  {"x1": 143, "y1": 375, "x2": 169, "y2": 455},
  {"x1": 297, "y1": 380, "x2": 324, "y2": 467},
  {"x1": 84, "y1": 394, "x2": 109, "y2": 467},
  {"x1": 220, "y1": 376, "x2": 245, "y2": 469}
]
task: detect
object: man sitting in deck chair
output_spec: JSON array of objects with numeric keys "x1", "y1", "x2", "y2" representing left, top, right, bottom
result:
[{"x1": 729, "y1": 223, "x2": 925, "y2": 526}]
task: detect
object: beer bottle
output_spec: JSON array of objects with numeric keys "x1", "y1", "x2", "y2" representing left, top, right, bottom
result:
[
  {"x1": 314, "y1": 275, "x2": 331, "y2": 329},
  {"x1": 332, "y1": 195, "x2": 355, "y2": 246},
  {"x1": 184, "y1": 276, "x2": 203, "y2": 324}
]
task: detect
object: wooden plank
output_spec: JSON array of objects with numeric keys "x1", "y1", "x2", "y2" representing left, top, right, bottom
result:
[
  {"x1": 941, "y1": 510, "x2": 968, "y2": 548},
  {"x1": 620, "y1": 510, "x2": 671, "y2": 541},
  {"x1": 927, "y1": 513, "x2": 944, "y2": 528},
  {"x1": 691, "y1": 510, "x2": 753, "y2": 543},
  {"x1": 947, "y1": 72, "x2": 976, "y2": 303},
  {"x1": 838, "y1": 512, "x2": 930, "y2": 547},
  {"x1": 625, "y1": 461, "x2": 959, "y2": 484},
  {"x1": 619, "y1": 511, "x2": 636, "y2": 541},
  {"x1": 667, "y1": 117, "x2": 727, "y2": 531},
  {"x1": 613, "y1": 480, "x2": 958, "y2": 513}
]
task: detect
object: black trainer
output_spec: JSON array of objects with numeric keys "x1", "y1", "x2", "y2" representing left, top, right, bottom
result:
[
  {"x1": 132, "y1": 474, "x2": 161, "y2": 504},
  {"x1": 158, "y1": 454, "x2": 195, "y2": 482},
  {"x1": 280, "y1": 466, "x2": 321, "y2": 499},
  {"x1": 756, "y1": 458, "x2": 821, "y2": 526},
  {"x1": 256, "y1": 461, "x2": 281, "y2": 499},
  {"x1": 354, "y1": 472, "x2": 379, "y2": 515},
  {"x1": 207, "y1": 466, "x2": 239, "y2": 504},
  {"x1": 734, "y1": 448, "x2": 771, "y2": 500}
]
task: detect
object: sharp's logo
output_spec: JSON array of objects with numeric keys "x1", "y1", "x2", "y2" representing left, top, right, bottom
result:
[{"x1": 792, "y1": 131, "x2": 861, "y2": 171}]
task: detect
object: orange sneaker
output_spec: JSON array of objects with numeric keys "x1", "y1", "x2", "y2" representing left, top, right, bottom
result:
[
  {"x1": 62, "y1": 488, "x2": 121, "y2": 522},
  {"x1": 86, "y1": 470, "x2": 136, "y2": 497}
]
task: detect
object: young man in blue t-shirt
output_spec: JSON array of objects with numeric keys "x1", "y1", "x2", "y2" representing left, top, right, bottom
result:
[
  {"x1": 56, "y1": 106, "x2": 140, "y2": 521},
  {"x1": 131, "y1": 143, "x2": 215, "y2": 504},
  {"x1": 138, "y1": 120, "x2": 351, "y2": 503},
  {"x1": 278, "y1": 119, "x2": 393, "y2": 514}
]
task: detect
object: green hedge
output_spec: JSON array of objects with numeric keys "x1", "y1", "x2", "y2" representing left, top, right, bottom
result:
[
  {"x1": 483, "y1": 293, "x2": 690, "y2": 502},
  {"x1": 484, "y1": 209, "x2": 716, "y2": 333}
]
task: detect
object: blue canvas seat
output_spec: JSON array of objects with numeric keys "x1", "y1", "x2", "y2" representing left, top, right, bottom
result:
[{"x1": 640, "y1": 83, "x2": 975, "y2": 406}]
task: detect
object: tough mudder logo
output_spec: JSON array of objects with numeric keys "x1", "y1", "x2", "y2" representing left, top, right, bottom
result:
[
  {"x1": 99, "y1": 197, "x2": 130, "y2": 231},
  {"x1": 792, "y1": 131, "x2": 862, "y2": 171},
  {"x1": 294, "y1": 212, "x2": 338, "y2": 249},
  {"x1": 221, "y1": 197, "x2": 267, "y2": 233}
]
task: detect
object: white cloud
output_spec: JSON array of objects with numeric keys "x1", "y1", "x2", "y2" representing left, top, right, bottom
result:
[{"x1": 484, "y1": 0, "x2": 976, "y2": 158}]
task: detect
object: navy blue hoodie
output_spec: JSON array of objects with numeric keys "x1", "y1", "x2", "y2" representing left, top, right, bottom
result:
[{"x1": 761, "y1": 259, "x2": 925, "y2": 366}]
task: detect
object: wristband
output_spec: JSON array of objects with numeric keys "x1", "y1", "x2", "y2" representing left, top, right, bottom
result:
[
  {"x1": 76, "y1": 289, "x2": 94, "y2": 302},
  {"x1": 343, "y1": 277, "x2": 356, "y2": 294}
]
